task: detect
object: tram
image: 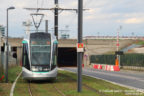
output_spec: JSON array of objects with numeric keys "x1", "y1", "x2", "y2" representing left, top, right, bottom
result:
[{"x1": 22, "y1": 32, "x2": 58, "y2": 80}]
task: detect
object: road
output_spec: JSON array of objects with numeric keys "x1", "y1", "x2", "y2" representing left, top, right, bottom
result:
[{"x1": 61, "y1": 67, "x2": 144, "y2": 91}]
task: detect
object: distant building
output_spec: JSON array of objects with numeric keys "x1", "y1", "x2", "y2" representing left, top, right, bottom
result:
[
  {"x1": 60, "y1": 25, "x2": 70, "y2": 39},
  {"x1": 61, "y1": 34, "x2": 69, "y2": 39},
  {"x1": 0, "y1": 25, "x2": 5, "y2": 37},
  {"x1": 84, "y1": 36, "x2": 144, "y2": 40}
]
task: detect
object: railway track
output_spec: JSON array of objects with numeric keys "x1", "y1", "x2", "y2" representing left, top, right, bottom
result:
[
  {"x1": 26, "y1": 71, "x2": 109, "y2": 96},
  {"x1": 28, "y1": 81, "x2": 33, "y2": 96},
  {"x1": 28, "y1": 80, "x2": 66, "y2": 96},
  {"x1": 59, "y1": 72, "x2": 112, "y2": 96},
  {"x1": 83, "y1": 83, "x2": 109, "y2": 96},
  {"x1": 52, "y1": 84, "x2": 66, "y2": 96}
]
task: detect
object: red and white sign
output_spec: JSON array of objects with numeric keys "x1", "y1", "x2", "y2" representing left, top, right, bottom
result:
[
  {"x1": 77, "y1": 43, "x2": 84, "y2": 52},
  {"x1": 116, "y1": 43, "x2": 119, "y2": 46}
]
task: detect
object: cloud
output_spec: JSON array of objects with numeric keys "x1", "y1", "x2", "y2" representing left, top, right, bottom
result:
[
  {"x1": 117, "y1": 18, "x2": 144, "y2": 24},
  {"x1": 84, "y1": 15, "x2": 95, "y2": 20},
  {"x1": 124, "y1": 18, "x2": 144, "y2": 24},
  {"x1": 84, "y1": 13, "x2": 120, "y2": 22},
  {"x1": 1, "y1": 0, "x2": 144, "y2": 37},
  {"x1": 60, "y1": 1, "x2": 77, "y2": 8}
]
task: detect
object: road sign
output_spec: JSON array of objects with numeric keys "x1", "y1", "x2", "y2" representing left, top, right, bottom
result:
[
  {"x1": 115, "y1": 51, "x2": 124, "y2": 55},
  {"x1": 116, "y1": 43, "x2": 119, "y2": 46},
  {"x1": 77, "y1": 43, "x2": 84, "y2": 52}
]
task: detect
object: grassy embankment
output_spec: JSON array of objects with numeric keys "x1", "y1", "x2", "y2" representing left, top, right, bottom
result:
[
  {"x1": 0, "y1": 66, "x2": 21, "y2": 96},
  {"x1": 14, "y1": 70, "x2": 143, "y2": 96},
  {"x1": 135, "y1": 40, "x2": 144, "y2": 45}
]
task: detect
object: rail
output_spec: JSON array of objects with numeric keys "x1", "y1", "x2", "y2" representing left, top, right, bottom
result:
[{"x1": 28, "y1": 81, "x2": 33, "y2": 96}]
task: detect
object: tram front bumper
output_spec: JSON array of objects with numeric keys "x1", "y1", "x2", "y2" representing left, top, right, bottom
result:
[{"x1": 22, "y1": 67, "x2": 57, "y2": 80}]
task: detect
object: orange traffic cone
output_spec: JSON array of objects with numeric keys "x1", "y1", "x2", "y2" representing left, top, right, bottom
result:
[{"x1": 115, "y1": 58, "x2": 119, "y2": 66}]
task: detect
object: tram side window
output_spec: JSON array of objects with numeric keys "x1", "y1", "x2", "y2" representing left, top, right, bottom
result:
[
  {"x1": 51, "y1": 43, "x2": 57, "y2": 69},
  {"x1": 22, "y1": 44, "x2": 30, "y2": 70}
]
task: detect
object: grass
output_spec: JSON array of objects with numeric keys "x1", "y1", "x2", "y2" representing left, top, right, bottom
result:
[
  {"x1": 13, "y1": 77, "x2": 29, "y2": 96},
  {"x1": 0, "y1": 87, "x2": 3, "y2": 92},
  {"x1": 14, "y1": 70, "x2": 144, "y2": 96},
  {"x1": 7, "y1": 66, "x2": 21, "y2": 83},
  {"x1": 0, "y1": 66, "x2": 21, "y2": 96},
  {"x1": 135, "y1": 40, "x2": 144, "y2": 45}
]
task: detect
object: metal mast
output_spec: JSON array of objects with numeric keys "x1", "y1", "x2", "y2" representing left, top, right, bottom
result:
[
  {"x1": 77, "y1": 0, "x2": 83, "y2": 92},
  {"x1": 24, "y1": 1, "x2": 87, "y2": 40},
  {"x1": 55, "y1": 0, "x2": 58, "y2": 39}
]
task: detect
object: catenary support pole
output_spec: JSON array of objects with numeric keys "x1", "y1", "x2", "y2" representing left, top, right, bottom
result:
[
  {"x1": 77, "y1": 0, "x2": 83, "y2": 92},
  {"x1": 5, "y1": 9, "x2": 9, "y2": 83},
  {"x1": 45, "y1": 20, "x2": 48, "y2": 33},
  {"x1": 54, "y1": 0, "x2": 58, "y2": 40}
]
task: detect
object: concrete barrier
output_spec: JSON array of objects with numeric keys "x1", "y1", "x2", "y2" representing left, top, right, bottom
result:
[
  {"x1": 92, "y1": 63, "x2": 120, "y2": 71},
  {"x1": 93, "y1": 64, "x2": 102, "y2": 69}
]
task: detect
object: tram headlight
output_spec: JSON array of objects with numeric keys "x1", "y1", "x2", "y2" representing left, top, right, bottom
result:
[
  {"x1": 31, "y1": 66, "x2": 49, "y2": 72},
  {"x1": 31, "y1": 66, "x2": 38, "y2": 71},
  {"x1": 43, "y1": 68, "x2": 49, "y2": 71}
]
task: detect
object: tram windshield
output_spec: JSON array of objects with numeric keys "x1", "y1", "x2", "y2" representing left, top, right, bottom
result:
[{"x1": 30, "y1": 33, "x2": 51, "y2": 66}]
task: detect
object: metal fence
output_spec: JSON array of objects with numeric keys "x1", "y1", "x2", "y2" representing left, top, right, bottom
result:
[
  {"x1": 1, "y1": 52, "x2": 17, "y2": 70},
  {"x1": 90, "y1": 55, "x2": 115, "y2": 65},
  {"x1": 90, "y1": 54, "x2": 144, "y2": 67}
]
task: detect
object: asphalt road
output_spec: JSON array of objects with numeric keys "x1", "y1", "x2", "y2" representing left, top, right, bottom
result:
[{"x1": 61, "y1": 67, "x2": 144, "y2": 91}]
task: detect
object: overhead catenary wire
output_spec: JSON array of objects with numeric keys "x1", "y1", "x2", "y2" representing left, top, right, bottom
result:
[
  {"x1": 84, "y1": 0, "x2": 94, "y2": 8},
  {"x1": 61, "y1": 12, "x2": 77, "y2": 27},
  {"x1": 59, "y1": 0, "x2": 93, "y2": 38},
  {"x1": 37, "y1": 0, "x2": 39, "y2": 9},
  {"x1": 41, "y1": 0, "x2": 44, "y2": 8},
  {"x1": 25, "y1": 0, "x2": 86, "y2": 38}
]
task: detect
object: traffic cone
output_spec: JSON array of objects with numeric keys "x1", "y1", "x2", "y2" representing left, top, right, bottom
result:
[
  {"x1": 114, "y1": 57, "x2": 120, "y2": 71},
  {"x1": 115, "y1": 58, "x2": 119, "y2": 66}
]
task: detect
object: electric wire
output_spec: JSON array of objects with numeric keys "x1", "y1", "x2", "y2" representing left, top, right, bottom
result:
[
  {"x1": 63, "y1": 0, "x2": 94, "y2": 37},
  {"x1": 84, "y1": 0, "x2": 94, "y2": 8},
  {"x1": 37, "y1": 0, "x2": 39, "y2": 9},
  {"x1": 41, "y1": 0, "x2": 44, "y2": 8},
  {"x1": 65, "y1": 12, "x2": 77, "y2": 26}
]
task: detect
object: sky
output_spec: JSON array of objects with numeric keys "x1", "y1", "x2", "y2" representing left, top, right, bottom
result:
[{"x1": 0, "y1": 0, "x2": 144, "y2": 38}]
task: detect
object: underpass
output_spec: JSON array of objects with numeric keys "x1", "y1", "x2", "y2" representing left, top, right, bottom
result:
[{"x1": 58, "y1": 47, "x2": 77, "y2": 67}]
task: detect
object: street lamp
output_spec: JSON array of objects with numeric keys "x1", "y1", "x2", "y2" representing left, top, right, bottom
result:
[
  {"x1": 115, "y1": 25, "x2": 122, "y2": 68},
  {"x1": 5, "y1": 6, "x2": 15, "y2": 83}
]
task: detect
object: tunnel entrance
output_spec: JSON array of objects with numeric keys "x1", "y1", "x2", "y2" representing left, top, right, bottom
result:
[{"x1": 58, "y1": 47, "x2": 77, "y2": 67}]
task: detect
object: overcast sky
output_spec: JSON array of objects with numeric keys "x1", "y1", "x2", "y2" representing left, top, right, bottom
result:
[{"x1": 0, "y1": 0, "x2": 144, "y2": 38}]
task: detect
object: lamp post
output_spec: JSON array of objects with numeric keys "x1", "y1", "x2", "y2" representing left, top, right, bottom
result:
[
  {"x1": 5, "y1": 6, "x2": 15, "y2": 83},
  {"x1": 116, "y1": 25, "x2": 122, "y2": 67}
]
